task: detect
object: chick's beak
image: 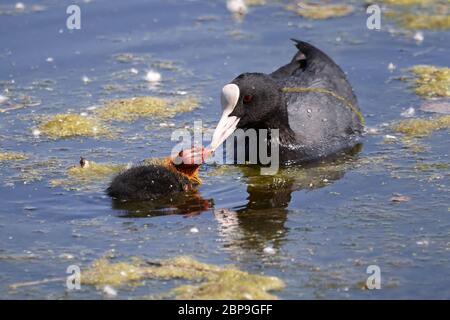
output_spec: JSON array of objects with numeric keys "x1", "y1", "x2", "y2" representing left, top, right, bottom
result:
[
  {"x1": 177, "y1": 147, "x2": 210, "y2": 165},
  {"x1": 209, "y1": 83, "x2": 240, "y2": 151}
]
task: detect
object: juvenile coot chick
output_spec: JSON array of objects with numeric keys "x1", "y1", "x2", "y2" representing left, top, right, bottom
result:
[
  {"x1": 107, "y1": 148, "x2": 208, "y2": 201},
  {"x1": 209, "y1": 39, "x2": 364, "y2": 165}
]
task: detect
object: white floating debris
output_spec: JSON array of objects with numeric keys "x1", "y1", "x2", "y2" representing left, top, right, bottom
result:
[
  {"x1": 365, "y1": 127, "x2": 379, "y2": 135},
  {"x1": 263, "y1": 246, "x2": 276, "y2": 255},
  {"x1": 86, "y1": 106, "x2": 97, "y2": 111},
  {"x1": 227, "y1": 0, "x2": 248, "y2": 15},
  {"x1": 387, "y1": 63, "x2": 396, "y2": 72},
  {"x1": 243, "y1": 293, "x2": 253, "y2": 300},
  {"x1": 32, "y1": 129, "x2": 41, "y2": 137},
  {"x1": 31, "y1": 4, "x2": 46, "y2": 12},
  {"x1": 145, "y1": 70, "x2": 161, "y2": 83},
  {"x1": 102, "y1": 285, "x2": 118, "y2": 297},
  {"x1": 15, "y1": 2, "x2": 26, "y2": 11},
  {"x1": 59, "y1": 253, "x2": 74, "y2": 260},
  {"x1": 46, "y1": 57, "x2": 54, "y2": 63},
  {"x1": 176, "y1": 90, "x2": 188, "y2": 95},
  {"x1": 413, "y1": 31, "x2": 424, "y2": 43},
  {"x1": 384, "y1": 134, "x2": 398, "y2": 141},
  {"x1": 416, "y1": 240, "x2": 429, "y2": 246},
  {"x1": 0, "y1": 95, "x2": 8, "y2": 104},
  {"x1": 80, "y1": 112, "x2": 88, "y2": 117},
  {"x1": 81, "y1": 76, "x2": 91, "y2": 84},
  {"x1": 159, "y1": 122, "x2": 168, "y2": 127},
  {"x1": 190, "y1": 227, "x2": 199, "y2": 233},
  {"x1": 400, "y1": 107, "x2": 415, "y2": 118},
  {"x1": 130, "y1": 68, "x2": 139, "y2": 74}
]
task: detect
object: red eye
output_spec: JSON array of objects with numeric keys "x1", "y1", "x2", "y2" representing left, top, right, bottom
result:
[{"x1": 243, "y1": 95, "x2": 253, "y2": 104}]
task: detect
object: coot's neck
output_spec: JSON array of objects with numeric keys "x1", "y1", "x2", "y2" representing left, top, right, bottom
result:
[{"x1": 261, "y1": 100, "x2": 296, "y2": 146}]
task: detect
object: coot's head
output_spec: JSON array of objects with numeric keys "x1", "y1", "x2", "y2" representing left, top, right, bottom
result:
[{"x1": 210, "y1": 73, "x2": 283, "y2": 150}]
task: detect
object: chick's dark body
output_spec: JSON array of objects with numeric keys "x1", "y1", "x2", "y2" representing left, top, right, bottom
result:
[{"x1": 107, "y1": 164, "x2": 192, "y2": 201}]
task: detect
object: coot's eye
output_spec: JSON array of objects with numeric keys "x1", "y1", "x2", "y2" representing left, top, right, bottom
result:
[{"x1": 243, "y1": 95, "x2": 253, "y2": 104}]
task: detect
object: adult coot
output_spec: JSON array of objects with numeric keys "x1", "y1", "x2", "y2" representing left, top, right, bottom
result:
[{"x1": 209, "y1": 39, "x2": 364, "y2": 165}]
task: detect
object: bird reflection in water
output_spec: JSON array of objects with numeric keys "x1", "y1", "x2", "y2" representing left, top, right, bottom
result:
[
  {"x1": 112, "y1": 145, "x2": 362, "y2": 256},
  {"x1": 111, "y1": 190, "x2": 213, "y2": 218},
  {"x1": 214, "y1": 145, "x2": 363, "y2": 255}
]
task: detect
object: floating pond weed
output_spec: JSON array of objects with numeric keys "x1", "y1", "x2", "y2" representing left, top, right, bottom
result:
[
  {"x1": 172, "y1": 269, "x2": 285, "y2": 300},
  {"x1": 96, "y1": 96, "x2": 199, "y2": 122},
  {"x1": 392, "y1": 115, "x2": 450, "y2": 137},
  {"x1": 379, "y1": 0, "x2": 432, "y2": 6},
  {"x1": 81, "y1": 256, "x2": 284, "y2": 300},
  {"x1": 38, "y1": 114, "x2": 111, "y2": 139},
  {"x1": 384, "y1": 1, "x2": 450, "y2": 30},
  {"x1": 245, "y1": 0, "x2": 267, "y2": 6},
  {"x1": 410, "y1": 66, "x2": 450, "y2": 98},
  {"x1": 0, "y1": 151, "x2": 27, "y2": 162},
  {"x1": 49, "y1": 162, "x2": 125, "y2": 190},
  {"x1": 286, "y1": 2, "x2": 354, "y2": 20},
  {"x1": 386, "y1": 12, "x2": 450, "y2": 30}
]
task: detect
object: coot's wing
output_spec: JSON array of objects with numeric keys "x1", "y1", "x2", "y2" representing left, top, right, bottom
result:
[
  {"x1": 271, "y1": 40, "x2": 363, "y2": 162},
  {"x1": 271, "y1": 39, "x2": 357, "y2": 106}
]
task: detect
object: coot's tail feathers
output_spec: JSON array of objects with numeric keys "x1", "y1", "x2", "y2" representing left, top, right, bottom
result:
[{"x1": 271, "y1": 39, "x2": 343, "y2": 79}]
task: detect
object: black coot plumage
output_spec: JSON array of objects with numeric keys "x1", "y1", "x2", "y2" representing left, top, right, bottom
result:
[
  {"x1": 107, "y1": 164, "x2": 193, "y2": 201},
  {"x1": 107, "y1": 40, "x2": 363, "y2": 201},
  {"x1": 210, "y1": 39, "x2": 364, "y2": 165}
]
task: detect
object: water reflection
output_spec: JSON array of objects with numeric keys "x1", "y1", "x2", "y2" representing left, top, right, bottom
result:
[
  {"x1": 215, "y1": 145, "x2": 363, "y2": 254},
  {"x1": 111, "y1": 146, "x2": 363, "y2": 259},
  {"x1": 112, "y1": 191, "x2": 213, "y2": 217}
]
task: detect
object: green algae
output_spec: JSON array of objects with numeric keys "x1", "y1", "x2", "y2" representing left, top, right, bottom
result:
[
  {"x1": 112, "y1": 53, "x2": 151, "y2": 64},
  {"x1": 384, "y1": 0, "x2": 450, "y2": 30},
  {"x1": 49, "y1": 162, "x2": 125, "y2": 189},
  {"x1": 151, "y1": 60, "x2": 179, "y2": 71},
  {"x1": 414, "y1": 162, "x2": 449, "y2": 172},
  {"x1": 113, "y1": 53, "x2": 138, "y2": 63},
  {"x1": 0, "y1": 151, "x2": 27, "y2": 162},
  {"x1": 286, "y1": 2, "x2": 354, "y2": 20},
  {"x1": 379, "y1": 0, "x2": 432, "y2": 6},
  {"x1": 38, "y1": 114, "x2": 112, "y2": 139},
  {"x1": 392, "y1": 115, "x2": 450, "y2": 137},
  {"x1": 82, "y1": 256, "x2": 221, "y2": 287},
  {"x1": 173, "y1": 269, "x2": 284, "y2": 300},
  {"x1": 246, "y1": 0, "x2": 267, "y2": 6},
  {"x1": 82, "y1": 256, "x2": 284, "y2": 300},
  {"x1": 387, "y1": 12, "x2": 450, "y2": 30},
  {"x1": 96, "y1": 96, "x2": 199, "y2": 122},
  {"x1": 410, "y1": 66, "x2": 450, "y2": 98}
]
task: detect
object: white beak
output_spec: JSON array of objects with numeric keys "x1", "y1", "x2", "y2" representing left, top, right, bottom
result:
[{"x1": 209, "y1": 84, "x2": 240, "y2": 151}]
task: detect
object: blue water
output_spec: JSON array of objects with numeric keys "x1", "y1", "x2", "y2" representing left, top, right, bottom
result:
[{"x1": 0, "y1": 0, "x2": 449, "y2": 299}]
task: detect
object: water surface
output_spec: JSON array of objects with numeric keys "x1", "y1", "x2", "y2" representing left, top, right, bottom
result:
[{"x1": 0, "y1": 0, "x2": 449, "y2": 299}]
